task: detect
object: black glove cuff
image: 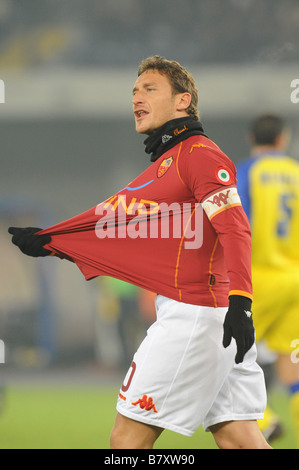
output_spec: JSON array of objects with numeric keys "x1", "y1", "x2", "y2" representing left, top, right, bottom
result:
[{"x1": 228, "y1": 295, "x2": 252, "y2": 312}]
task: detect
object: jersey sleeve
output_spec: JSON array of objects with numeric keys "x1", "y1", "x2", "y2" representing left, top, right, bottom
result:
[
  {"x1": 179, "y1": 144, "x2": 253, "y2": 300},
  {"x1": 207, "y1": 202, "x2": 252, "y2": 300}
]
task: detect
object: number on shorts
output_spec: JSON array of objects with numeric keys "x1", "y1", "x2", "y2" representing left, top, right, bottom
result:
[{"x1": 121, "y1": 361, "x2": 136, "y2": 392}]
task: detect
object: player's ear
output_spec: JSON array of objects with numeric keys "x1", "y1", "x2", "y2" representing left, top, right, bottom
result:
[
  {"x1": 275, "y1": 129, "x2": 291, "y2": 151},
  {"x1": 176, "y1": 92, "x2": 192, "y2": 113}
]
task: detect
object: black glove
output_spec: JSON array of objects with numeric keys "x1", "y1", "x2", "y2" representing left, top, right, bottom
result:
[
  {"x1": 8, "y1": 227, "x2": 52, "y2": 257},
  {"x1": 222, "y1": 295, "x2": 255, "y2": 364}
]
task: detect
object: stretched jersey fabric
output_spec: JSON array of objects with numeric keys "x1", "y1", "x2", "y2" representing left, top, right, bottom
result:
[{"x1": 40, "y1": 135, "x2": 252, "y2": 307}]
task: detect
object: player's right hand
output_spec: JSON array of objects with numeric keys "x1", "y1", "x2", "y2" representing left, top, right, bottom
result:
[{"x1": 8, "y1": 227, "x2": 52, "y2": 257}]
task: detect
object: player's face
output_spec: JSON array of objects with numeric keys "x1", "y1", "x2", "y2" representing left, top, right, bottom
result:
[{"x1": 132, "y1": 70, "x2": 182, "y2": 135}]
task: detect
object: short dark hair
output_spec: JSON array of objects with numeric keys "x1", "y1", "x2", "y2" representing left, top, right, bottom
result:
[
  {"x1": 250, "y1": 114, "x2": 285, "y2": 145},
  {"x1": 138, "y1": 55, "x2": 200, "y2": 120}
]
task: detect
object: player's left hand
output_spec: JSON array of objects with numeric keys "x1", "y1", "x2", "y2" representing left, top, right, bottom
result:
[
  {"x1": 8, "y1": 227, "x2": 52, "y2": 257},
  {"x1": 222, "y1": 295, "x2": 255, "y2": 363}
]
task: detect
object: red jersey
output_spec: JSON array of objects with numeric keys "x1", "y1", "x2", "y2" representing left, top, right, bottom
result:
[{"x1": 41, "y1": 135, "x2": 252, "y2": 307}]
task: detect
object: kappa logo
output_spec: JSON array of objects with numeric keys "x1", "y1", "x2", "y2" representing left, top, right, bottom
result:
[
  {"x1": 189, "y1": 143, "x2": 207, "y2": 153},
  {"x1": 202, "y1": 187, "x2": 241, "y2": 221},
  {"x1": 245, "y1": 310, "x2": 252, "y2": 318},
  {"x1": 157, "y1": 156, "x2": 174, "y2": 178},
  {"x1": 162, "y1": 134, "x2": 172, "y2": 144},
  {"x1": 207, "y1": 189, "x2": 231, "y2": 207},
  {"x1": 131, "y1": 394, "x2": 158, "y2": 413}
]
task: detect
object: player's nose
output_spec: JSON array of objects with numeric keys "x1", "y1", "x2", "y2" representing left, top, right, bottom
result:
[{"x1": 132, "y1": 90, "x2": 144, "y2": 105}]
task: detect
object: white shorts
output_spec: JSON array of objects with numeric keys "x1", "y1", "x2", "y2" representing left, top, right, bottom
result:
[{"x1": 116, "y1": 295, "x2": 266, "y2": 436}]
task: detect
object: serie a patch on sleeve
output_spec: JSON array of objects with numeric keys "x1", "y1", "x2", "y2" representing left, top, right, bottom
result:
[{"x1": 201, "y1": 186, "x2": 241, "y2": 220}]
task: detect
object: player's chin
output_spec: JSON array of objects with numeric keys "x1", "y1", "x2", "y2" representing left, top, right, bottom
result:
[
  {"x1": 135, "y1": 120, "x2": 152, "y2": 135},
  {"x1": 135, "y1": 125, "x2": 149, "y2": 135}
]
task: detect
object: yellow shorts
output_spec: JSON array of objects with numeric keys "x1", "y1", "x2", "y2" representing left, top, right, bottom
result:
[{"x1": 252, "y1": 266, "x2": 299, "y2": 354}]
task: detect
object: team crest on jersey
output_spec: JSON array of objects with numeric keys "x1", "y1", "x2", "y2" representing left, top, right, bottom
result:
[
  {"x1": 215, "y1": 166, "x2": 233, "y2": 185},
  {"x1": 157, "y1": 156, "x2": 174, "y2": 178}
]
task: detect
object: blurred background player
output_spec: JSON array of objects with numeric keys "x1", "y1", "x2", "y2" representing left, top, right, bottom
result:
[{"x1": 237, "y1": 114, "x2": 299, "y2": 446}]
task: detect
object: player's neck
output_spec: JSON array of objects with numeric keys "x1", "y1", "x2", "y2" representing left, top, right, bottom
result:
[
  {"x1": 144, "y1": 115, "x2": 206, "y2": 162},
  {"x1": 251, "y1": 145, "x2": 286, "y2": 156}
]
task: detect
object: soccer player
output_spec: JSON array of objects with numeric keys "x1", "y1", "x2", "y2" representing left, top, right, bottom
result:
[
  {"x1": 237, "y1": 114, "x2": 299, "y2": 447},
  {"x1": 8, "y1": 56, "x2": 271, "y2": 449}
]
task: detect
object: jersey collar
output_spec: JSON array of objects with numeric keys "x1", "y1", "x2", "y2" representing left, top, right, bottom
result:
[{"x1": 144, "y1": 116, "x2": 207, "y2": 162}]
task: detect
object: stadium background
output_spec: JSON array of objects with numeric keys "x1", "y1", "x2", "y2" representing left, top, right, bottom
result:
[{"x1": 0, "y1": 0, "x2": 298, "y2": 448}]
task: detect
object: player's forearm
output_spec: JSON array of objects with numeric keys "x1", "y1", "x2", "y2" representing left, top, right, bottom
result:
[{"x1": 211, "y1": 207, "x2": 253, "y2": 300}]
